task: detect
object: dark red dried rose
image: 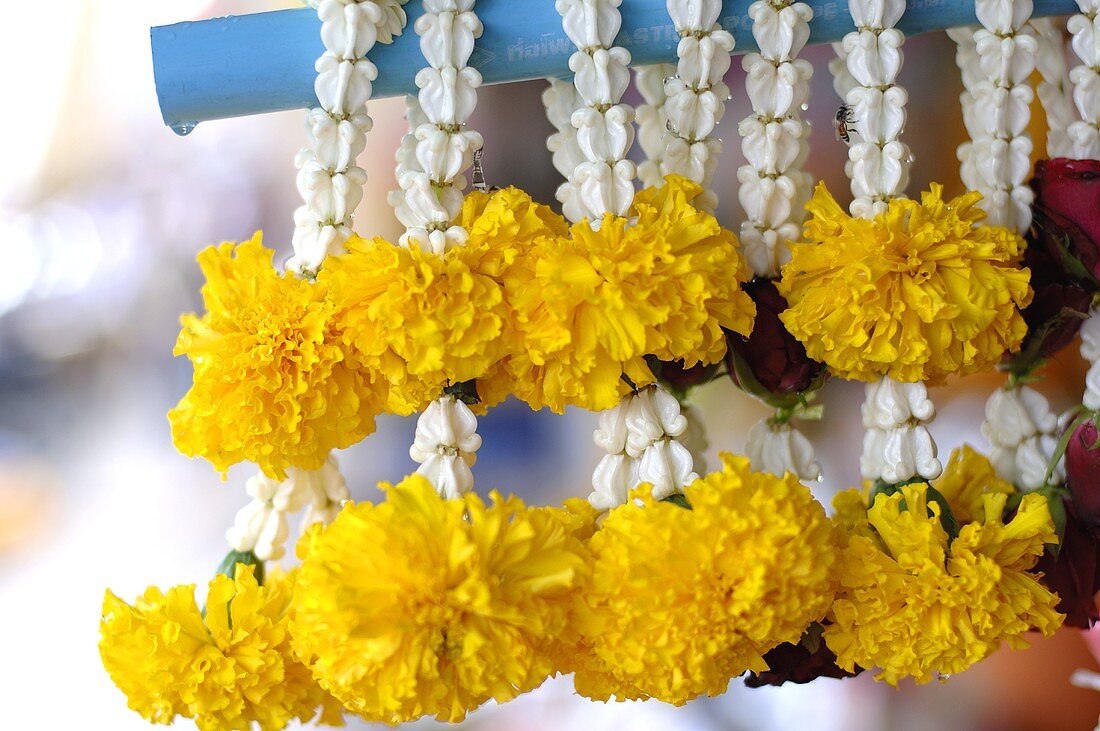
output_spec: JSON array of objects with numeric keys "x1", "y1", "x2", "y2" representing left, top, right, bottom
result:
[
  {"x1": 651, "y1": 359, "x2": 719, "y2": 394},
  {"x1": 1035, "y1": 498, "x2": 1100, "y2": 629},
  {"x1": 744, "y1": 631, "x2": 860, "y2": 687},
  {"x1": 1067, "y1": 419, "x2": 1100, "y2": 532},
  {"x1": 1005, "y1": 230, "x2": 1093, "y2": 372},
  {"x1": 725, "y1": 278, "x2": 827, "y2": 406}
]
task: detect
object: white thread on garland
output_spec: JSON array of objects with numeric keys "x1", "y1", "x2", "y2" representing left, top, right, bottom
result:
[
  {"x1": 1068, "y1": 0, "x2": 1100, "y2": 158},
  {"x1": 238, "y1": 2, "x2": 406, "y2": 559},
  {"x1": 737, "y1": 0, "x2": 821, "y2": 481},
  {"x1": 543, "y1": 78, "x2": 588, "y2": 223},
  {"x1": 738, "y1": 0, "x2": 813, "y2": 276},
  {"x1": 953, "y1": 0, "x2": 1037, "y2": 231},
  {"x1": 652, "y1": 0, "x2": 734, "y2": 213},
  {"x1": 833, "y1": 0, "x2": 942, "y2": 484},
  {"x1": 409, "y1": 395, "x2": 482, "y2": 499},
  {"x1": 982, "y1": 385, "x2": 1066, "y2": 489},
  {"x1": 227, "y1": 457, "x2": 350, "y2": 561},
  {"x1": 556, "y1": 0, "x2": 637, "y2": 223},
  {"x1": 590, "y1": 386, "x2": 699, "y2": 510},
  {"x1": 289, "y1": 0, "x2": 409, "y2": 275},
  {"x1": 551, "y1": 0, "x2": 699, "y2": 508},
  {"x1": 953, "y1": 5, "x2": 1069, "y2": 489},
  {"x1": 1033, "y1": 17, "x2": 1080, "y2": 158},
  {"x1": 634, "y1": 63, "x2": 677, "y2": 190},
  {"x1": 746, "y1": 419, "x2": 821, "y2": 481},
  {"x1": 388, "y1": 0, "x2": 486, "y2": 497},
  {"x1": 390, "y1": 0, "x2": 485, "y2": 255}
]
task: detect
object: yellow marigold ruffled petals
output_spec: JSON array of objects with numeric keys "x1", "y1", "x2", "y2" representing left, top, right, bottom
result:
[
  {"x1": 933, "y1": 444, "x2": 1014, "y2": 524},
  {"x1": 573, "y1": 453, "x2": 837, "y2": 704},
  {"x1": 289, "y1": 474, "x2": 589, "y2": 724},
  {"x1": 320, "y1": 187, "x2": 562, "y2": 414},
  {"x1": 99, "y1": 565, "x2": 342, "y2": 730},
  {"x1": 825, "y1": 448, "x2": 1063, "y2": 686},
  {"x1": 169, "y1": 233, "x2": 384, "y2": 479},
  {"x1": 779, "y1": 182, "x2": 1031, "y2": 383},
  {"x1": 504, "y1": 176, "x2": 755, "y2": 412}
]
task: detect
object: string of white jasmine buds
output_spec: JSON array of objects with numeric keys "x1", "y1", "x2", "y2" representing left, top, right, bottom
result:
[
  {"x1": 833, "y1": 0, "x2": 942, "y2": 485},
  {"x1": 390, "y1": 0, "x2": 486, "y2": 498},
  {"x1": 229, "y1": 0, "x2": 407, "y2": 561}
]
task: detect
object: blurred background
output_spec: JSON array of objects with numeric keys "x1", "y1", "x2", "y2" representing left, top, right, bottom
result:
[{"x1": 0, "y1": 1, "x2": 1098, "y2": 729}]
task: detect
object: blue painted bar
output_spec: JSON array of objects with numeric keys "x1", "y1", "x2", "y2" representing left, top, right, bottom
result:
[{"x1": 152, "y1": 0, "x2": 1077, "y2": 130}]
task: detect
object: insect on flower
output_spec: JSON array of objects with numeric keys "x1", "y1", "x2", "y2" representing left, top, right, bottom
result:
[
  {"x1": 834, "y1": 104, "x2": 858, "y2": 145},
  {"x1": 471, "y1": 148, "x2": 488, "y2": 192},
  {"x1": 471, "y1": 148, "x2": 501, "y2": 193}
]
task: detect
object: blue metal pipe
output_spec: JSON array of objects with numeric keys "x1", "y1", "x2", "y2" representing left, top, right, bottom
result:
[{"x1": 152, "y1": 0, "x2": 1077, "y2": 132}]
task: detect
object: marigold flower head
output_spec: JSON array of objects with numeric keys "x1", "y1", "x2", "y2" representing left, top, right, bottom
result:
[
  {"x1": 99, "y1": 565, "x2": 342, "y2": 730},
  {"x1": 169, "y1": 233, "x2": 382, "y2": 479},
  {"x1": 289, "y1": 474, "x2": 589, "y2": 724},
  {"x1": 319, "y1": 235, "x2": 508, "y2": 415},
  {"x1": 778, "y1": 183, "x2": 1032, "y2": 383},
  {"x1": 504, "y1": 176, "x2": 755, "y2": 412},
  {"x1": 825, "y1": 448, "x2": 1063, "y2": 686},
  {"x1": 574, "y1": 453, "x2": 838, "y2": 704},
  {"x1": 320, "y1": 188, "x2": 562, "y2": 414}
]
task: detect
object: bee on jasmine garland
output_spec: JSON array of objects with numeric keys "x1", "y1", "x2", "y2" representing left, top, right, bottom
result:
[{"x1": 834, "y1": 104, "x2": 858, "y2": 145}]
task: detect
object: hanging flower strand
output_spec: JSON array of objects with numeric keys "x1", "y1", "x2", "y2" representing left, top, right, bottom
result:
[{"x1": 733, "y1": 0, "x2": 825, "y2": 482}]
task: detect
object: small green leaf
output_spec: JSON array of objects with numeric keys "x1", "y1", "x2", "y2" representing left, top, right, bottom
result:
[
  {"x1": 216, "y1": 549, "x2": 265, "y2": 586},
  {"x1": 661, "y1": 493, "x2": 693, "y2": 510}
]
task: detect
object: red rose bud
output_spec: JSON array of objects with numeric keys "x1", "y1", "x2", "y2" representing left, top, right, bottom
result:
[
  {"x1": 1035, "y1": 499, "x2": 1100, "y2": 629},
  {"x1": 1031, "y1": 158, "x2": 1100, "y2": 282},
  {"x1": 725, "y1": 278, "x2": 827, "y2": 406},
  {"x1": 651, "y1": 358, "x2": 719, "y2": 394},
  {"x1": 1067, "y1": 419, "x2": 1100, "y2": 531},
  {"x1": 1005, "y1": 234, "x2": 1093, "y2": 371},
  {"x1": 744, "y1": 628, "x2": 860, "y2": 687}
]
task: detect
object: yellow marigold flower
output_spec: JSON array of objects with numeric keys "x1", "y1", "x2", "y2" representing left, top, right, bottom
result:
[
  {"x1": 289, "y1": 474, "x2": 589, "y2": 724},
  {"x1": 99, "y1": 565, "x2": 342, "y2": 730},
  {"x1": 575, "y1": 453, "x2": 838, "y2": 704},
  {"x1": 169, "y1": 233, "x2": 382, "y2": 479},
  {"x1": 825, "y1": 451, "x2": 1063, "y2": 686},
  {"x1": 934, "y1": 443, "x2": 1014, "y2": 523},
  {"x1": 778, "y1": 183, "x2": 1032, "y2": 383},
  {"x1": 504, "y1": 176, "x2": 755, "y2": 413},
  {"x1": 320, "y1": 188, "x2": 561, "y2": 414},
  {"x1": 319, "y1": 235, "x2": 508, "y2": 415}
]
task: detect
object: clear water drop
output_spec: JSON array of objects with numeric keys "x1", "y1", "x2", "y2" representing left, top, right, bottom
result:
[
  {"x1": 801, "y1": 103, "x2": 809, "y2": 111},
  {"x1": 170, "y1": 122, "x2": 197, "y2": 137}
]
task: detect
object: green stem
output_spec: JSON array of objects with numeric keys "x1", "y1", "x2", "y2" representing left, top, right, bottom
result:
[{"x1": 1044, "y1": 408, "x2": 1091, "y2": 487}]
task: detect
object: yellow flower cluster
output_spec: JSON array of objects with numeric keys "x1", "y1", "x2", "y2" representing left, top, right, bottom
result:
[
  {"x1": 289, "y1": 474, "x2": 591, "y2": 724},
  {"x1": 570, "y1": 453, "x2": 838, "y2": 704},
  {"x1": 503, "y1": 177, "x2": 755, "y2": 412},
  {"x1": 99, "y1": 565, "x2": 341, "y2": 730},
  {"x1": 779, "y1": 183, "x2": 1032, "y2": 383},
  {"x1": 169, "y1": 234, "x2": 382, "y2": 479},
  {"x1": 319, "y1": 188, "x2": 564, "y2": 415},
  {"x1": 825, "y1": 446, "x2": 1063, "y2": 685},
  {"x1": 171, "y1": 177, "x2": 755, "y2": 475}
]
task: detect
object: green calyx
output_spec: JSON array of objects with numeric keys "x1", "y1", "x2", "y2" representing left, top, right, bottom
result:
[
  {"x1": 216, "y1": 549, "x2": 265, "y2": 586},
  {"x1": 661, "y1": 493, "x2": 693, "y2": 510},
  {"x1": 443, "y1": 379, "x2": 481, "y2": 405}
]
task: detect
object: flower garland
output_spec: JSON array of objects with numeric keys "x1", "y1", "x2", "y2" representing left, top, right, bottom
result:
[
  {"x1": 102, "y1": 0, "x2": 1100, "y2": 723},
  {"x1": 101, "y1": 565, "x2": 344, "y2": 728},
  {"x1": 826, "y1": 446, "x2": 1062, "y2": 684},
  {"x1": 734, "y1": 0, "x2": 824, "y2": 481},
  {"x1": 387, "y1": 0, "x2": 489, "y2": 496}
]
